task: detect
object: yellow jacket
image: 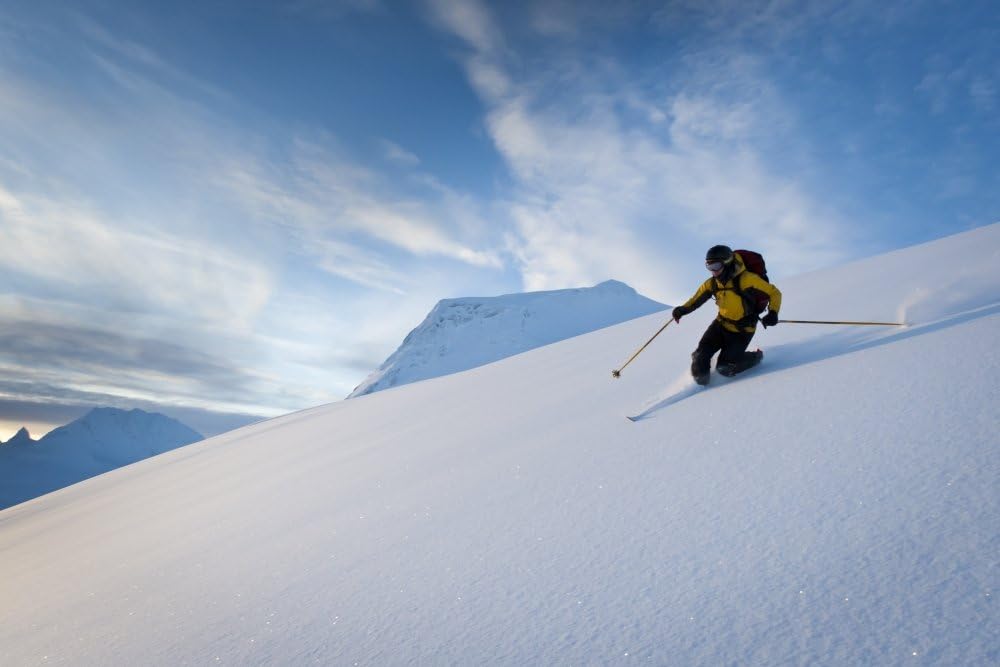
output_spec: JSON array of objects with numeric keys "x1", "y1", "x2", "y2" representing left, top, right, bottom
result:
[{"x1": 681, "y1": 253, "x2": 782, "y2": 333}]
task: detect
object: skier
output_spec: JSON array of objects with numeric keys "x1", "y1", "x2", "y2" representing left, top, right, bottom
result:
[{"x1": 670, "y1": 245, "x2": 782, "y2": 385}]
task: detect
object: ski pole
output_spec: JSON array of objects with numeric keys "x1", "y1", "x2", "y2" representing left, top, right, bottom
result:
[
  {"x1": 612, "y1": 319, "x2": 672, "y2": 378},
  {"x1": 776, "y1": 319, "x2": 905, "y2": 326}
]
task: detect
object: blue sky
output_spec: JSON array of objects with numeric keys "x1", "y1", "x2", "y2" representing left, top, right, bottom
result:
[{"x1": 1, "y1": 0, "x2": 997, "y2": 438}]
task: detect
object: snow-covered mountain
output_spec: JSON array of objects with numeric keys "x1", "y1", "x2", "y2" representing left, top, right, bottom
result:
[
  {"x1": 349, "y1": 279, "x2": 665, "y2": 397},
  {"x1": 1, "y1": 426, "x2": 34, "y2": 446},
  {"x1": 1, "y1": 224, "x2": 997, "y2": 665},
  {"x1": 0, "y1": 407, "x2": 202, "y2": 509}
]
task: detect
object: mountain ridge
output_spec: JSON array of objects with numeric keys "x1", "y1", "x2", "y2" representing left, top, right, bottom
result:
[
  {"x1": 349, "y1": 279, "x2": 665, "y2": 397},
  {"x1": 1, "y1": 427, "x2": 34, "y2": 446},
  {"x1": 0, "y1": 407, "x2": 202, "y2": 509}
]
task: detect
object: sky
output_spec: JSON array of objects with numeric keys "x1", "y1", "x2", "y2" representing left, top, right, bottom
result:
[{"x1": 1, "y1": 0, "x2": 997, "y2": 439}]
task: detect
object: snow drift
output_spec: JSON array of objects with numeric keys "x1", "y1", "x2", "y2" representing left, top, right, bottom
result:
[{"x1": 0, "y1": 224, "x2": 997, "y2": 665}]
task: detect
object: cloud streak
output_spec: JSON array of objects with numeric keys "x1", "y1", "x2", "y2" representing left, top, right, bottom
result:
[
  {"x1": 0, "y1": 3, "x2": 516, "y2": 410},
  {"x1": 423, "y1": 0, "x2": 853, "y2": 302},
  {"x1": 0, "y1": 7, "x2": 513, "y2": 428},
  {"x1": 0, "y1": 184, "x2": 275, "y2": 327},
  {"x1": 0, "y1": 306, "x2": 285, "y2": 414},
  {"x1": 210, "y1": 134, "x2": 505, "y2": 291}
]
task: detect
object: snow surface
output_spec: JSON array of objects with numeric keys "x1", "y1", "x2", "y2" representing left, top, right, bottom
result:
[
  {"x1": 0, "y1": 407, "x2": 202, "y2": 509},
  {"x1": 0, "y1": 225, "x2": 998, "y2": 665},
  {"x1": 348, "y1": 279, "x2": 665, "y2": 397}
]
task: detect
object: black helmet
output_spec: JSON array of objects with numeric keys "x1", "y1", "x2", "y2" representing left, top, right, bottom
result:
[{"x1": 705, "y1": 245, "x2": 734, "y2": 263}]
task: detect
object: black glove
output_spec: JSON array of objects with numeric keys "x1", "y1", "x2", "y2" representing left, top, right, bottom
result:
[
  {"x1": 672, "y1": 305, "x2": 690, "y2": 322},
  {"x1": 761, "y1": 310, "x2": 779, "y2": 328}
]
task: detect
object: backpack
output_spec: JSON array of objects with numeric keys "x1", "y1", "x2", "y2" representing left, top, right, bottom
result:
[
  {"x1": 736, "y1": 249, "x2": 771, "y2": 315},
  {"x1": 711, "y1": 249, "x2": 771, "y2": 320}
]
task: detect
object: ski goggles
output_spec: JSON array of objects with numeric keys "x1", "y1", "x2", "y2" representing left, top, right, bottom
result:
[{"x1": 705, "y1": 260, "x2": 726, "y2": 273}]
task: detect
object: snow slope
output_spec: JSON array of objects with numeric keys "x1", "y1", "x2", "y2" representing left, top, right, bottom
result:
[
  {"x1": 349, "y1": 279, "x2": 665, "y2": 397},
  {"x1": 0, "y1": 224, "x2": 998, "y2": 665},
  {"x1": 0, "y1": 407, "x2": 202, "y2": 509}
]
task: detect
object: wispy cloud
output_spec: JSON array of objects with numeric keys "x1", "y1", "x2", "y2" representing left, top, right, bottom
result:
[
  {"x1": 380, "y1": 139, "x2": 422, "y2": 167},
  {"x1": 0, "y1": 291, "x2": 300, "y2": 415},
  {"x1": 310, "y1": 237, "x2": 408, "y2": 294},
  {"x1": 282, "y1": 0, "x2": 383, "y2": 20},
  {"x1": 0, "y1": 9, "x2": 507, "y2": 422},
  {"x1": 212, "y1": 137, "x2": 504, "y2": 284},
  {"x1": 425, "y1": 0, "x2": 503, "y2": 55},
  {"x1": 79, "y1": 16, "x2": 233, "y2": 104},
  {"x1": 917, "y1": 53, "x2": 1000, "y2": 116},
  {"x1": 423, "y1": 0, "x2": 851, "y2": 301},
  {"x1": 650, "y1": 0, "x2": 896, "y2": 44},
  {"x1": 968, "y1": 77, "x2": 996, "y2": 112},
  {"x1": 527, "y1": 0, "x2": 644, "y2": 38},
  {"x1": 0, "y1": 184, "x2": 275, "y2": 327},
  {"x1": 3, "y1": 9, "x2": 503, "y2": 296}
]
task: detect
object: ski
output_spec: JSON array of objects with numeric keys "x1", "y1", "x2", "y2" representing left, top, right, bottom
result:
[
  {"x1": 625, "y1": 383, "x2": 706, "y2": 421},
  {"x1": 625, "y1": 351, "x2": 764, "y2": 422}
]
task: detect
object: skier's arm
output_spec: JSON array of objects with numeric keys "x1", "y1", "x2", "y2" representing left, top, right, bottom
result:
[
  {"x1": 672, "y1": 280, "x2": 713, "y2": 322},
  {"x1": 681, "y1": 279, "x2": 714, "y2": 311}
]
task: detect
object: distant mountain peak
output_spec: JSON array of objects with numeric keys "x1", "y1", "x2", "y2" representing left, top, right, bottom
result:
[
  {"x1": 45, "y1": 408, "x2": 203, "y2": 453},
  {"x1": 74, "y1": 406, "x2": 194, "y2": 427},
  {"x1": 349, "y1": 280, "x2": 665, "y2": 398},
  {"x1": 0, "y1": 407, "x2": 205, "y2": 509},
  {"x1": 83, "y1": 406, "x2": 146, "y2": 420},
  {"x1": 3, "y1": 427, "x2": 34, "y2": 447},
  {"x1": 592, "y1": 279, "x2": 633, "y2": 290}
]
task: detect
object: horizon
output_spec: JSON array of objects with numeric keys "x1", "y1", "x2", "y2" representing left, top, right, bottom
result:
[
  {"x1": 3, "y1": 222, "x2": 994, "y2": 442},
  {"x1": 0, "y1": 405, "x2": 218, "y2": 443},
  {"x1": 1, "y1": 1, "x2": 997, "y2": 439}
]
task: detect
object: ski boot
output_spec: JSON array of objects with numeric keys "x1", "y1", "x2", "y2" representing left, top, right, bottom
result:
[
  {"x1": 691, "y1": 351, "x2": 711, "y2": 385},
  {"x1": 717, "y1": 349, "x2": 764, "y2": 377}
]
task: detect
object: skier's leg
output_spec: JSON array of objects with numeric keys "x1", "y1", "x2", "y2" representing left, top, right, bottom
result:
[
  {"x1": 716, "y1": 329, "x2": 760, "y2": 376},
  {"x1": 692, "y1": 321, "x2": 724, "y2": 384}
]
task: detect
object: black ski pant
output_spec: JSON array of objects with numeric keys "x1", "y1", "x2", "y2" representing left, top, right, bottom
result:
[{"x1": 691, "y1": 319, "x2": 757, "y2": 377}]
